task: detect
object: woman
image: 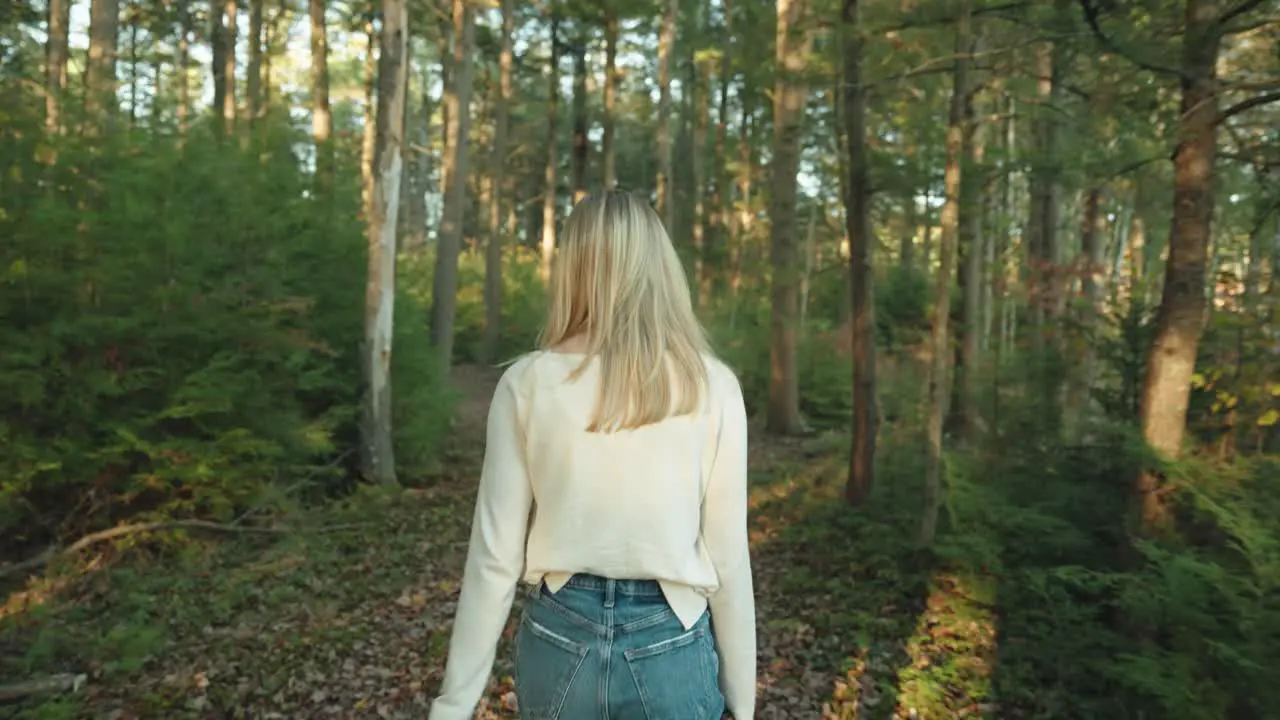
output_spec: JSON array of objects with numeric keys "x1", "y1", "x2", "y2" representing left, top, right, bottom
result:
[{"x1": 428, "y1": 191, "x2": 756, "y2": 720}]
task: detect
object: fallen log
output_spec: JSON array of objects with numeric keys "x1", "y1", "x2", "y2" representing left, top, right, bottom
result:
[{"x1": 0, "y1": 673, "x2": 87, "y2": 702}]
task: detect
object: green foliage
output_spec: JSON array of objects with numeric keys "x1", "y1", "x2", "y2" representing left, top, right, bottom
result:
[{"x1": 0, "y1": 108, "x2": 450, "y2": 555}]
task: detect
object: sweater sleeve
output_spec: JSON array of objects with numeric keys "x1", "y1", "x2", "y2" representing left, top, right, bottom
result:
[
  {"x1": 429, "y1": 370, "x2": 533, "y2": 720},
  {"x1": 702, "y1": 370, "x2": 757, "y2": 720}
]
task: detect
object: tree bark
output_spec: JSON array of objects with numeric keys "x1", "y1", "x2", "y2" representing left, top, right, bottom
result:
[
  {"x1": 841, "y1": 0, "x2": 877, "y2": 505},
  {"x1": 431, "y1": 0, "x2": 476, "y2": 369},
  {"x1": 361, "y1": 0, "x2": 410, "y2": 486},
  {"x1": 656, "y1": 0, "x2": 677, "y2": 229},
  {"x1": 603, "y1": 7, "x2": 618, "y2": 190},
  {"x1": 247, "y1": 0, "x2": 263, "y2": 123},
  {"x1": 176, "y1": 0, "x2": 189, "y2": 133},
  {"x1": 921, "y1": 0, "x2": 969, "y2": 547},
  {"x1": 45, "y1": 0, "x2": 71, "y2": 134},
  {"x1": 309, "y1": 0, "x2": 332, "y2": 188},
  {"x1": 541, "y1": 15, "x2": 560, "y2": 284},
  {"x1": 481, "y1": 0, "x2": 514, "y2": 364},
  {"x1": 957, "y1": 69, "x2": 985, "y2": 441},
  {"x1": 766, "y1": 0, "x2": 812, "y2": 435},
  {"x1": 361, "y1": 15, "x2": 377, "y2": 215},
  {"x1": 693, "y1": 53, "x2": 710, "y2": 306},
  {"x1": 222, "y1": 0, "x2": 237, "y2": 134},
  {"x1": 1136, "y1": 0, "x2": 1223, "y2": 534},
  {"x1": 84, "y1": 0, "x2": 120, "y2": 129},
  {"x1": 571, "y1": 41, "x2": 588, "y2": 204}
]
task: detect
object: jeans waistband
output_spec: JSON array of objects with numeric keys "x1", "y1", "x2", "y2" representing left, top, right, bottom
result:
[{"x1": 558, "y1": 573, "x2": 665, "y2": 597}]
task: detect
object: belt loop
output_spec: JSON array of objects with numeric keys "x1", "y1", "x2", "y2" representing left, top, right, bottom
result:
[{"x1": 604, "y1": 578, "x2": 616, "y2": 609}]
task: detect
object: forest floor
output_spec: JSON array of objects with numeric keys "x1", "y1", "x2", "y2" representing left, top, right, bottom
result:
[{"x1": 0, "y1": 365, "x2": 996, "y2": 720}]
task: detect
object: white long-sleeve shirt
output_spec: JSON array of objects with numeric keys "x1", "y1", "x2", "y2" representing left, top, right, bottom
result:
[{"x1": 428, "y1": 350, "x2": 756, "y2": 720}]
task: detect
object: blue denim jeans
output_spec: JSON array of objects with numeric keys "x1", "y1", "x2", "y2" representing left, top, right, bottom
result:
[{"x1": 515, "y1": 574, "x2": 726, "y2": 720}]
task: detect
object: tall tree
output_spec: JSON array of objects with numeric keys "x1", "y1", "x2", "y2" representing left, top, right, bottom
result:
[
  {"x1": 247, "y1": 0, "x2": 263, "y2": 122},
  {"x1": 361, "y1": 0, "x2": 410, "y2": 486},
  {"x1": 176, "y1": 0, "x2": 190, "y2": 133},
  {"x1": 840, "y1": 0, "x2": 876, "y2": 505},
  {"x1": 602, "y1": 4, "x2": 618, "y2": 190},
  {"x1": 309, "y1": 0, "x2": 332, "y2": 187},
  {"x1": 570, "y1": 36, "x2": 588, "y2": 204},
  {"x1": 431, "y1": 0, "x2": 476, "y2": 368},
  {"x1": 765, "y1": 0, "x2": 811, "y2": 435},
  {"x1": 540, "y1": 14, "x2": 560, "y2": 283},
  {"x1": 921, "y1": 0, "x2": 970, "y2": 547},
  {"x1": 222, "y1": 0, "x2": 238, "y2": 133},
  {"x1": 45, "y1": 0, "x2": 72, "y2": 133},
  {"x1": 482, "y1": 0, "x2": 514, "y2": 364},
  {"x1": 656, "y1": 0, "x2": 676, "y2": 229},
  {"x1": 360, "y1": 14, "x2": 377, "y2": 213},
  {"x1": 84, "y1": 0, "x2": 120, "y2": 126}
]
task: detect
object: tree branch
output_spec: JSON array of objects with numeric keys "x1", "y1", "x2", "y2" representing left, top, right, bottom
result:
[
  {"x1": 1077, "y1": 0, "x2": 1186, "y2": 79},
  {"x1": 1220, "y1": 91, "x2": 1280, "y2": 122},
  {"x1": 1218, "y1": 0, "x2": 1266, "y2": 26}
]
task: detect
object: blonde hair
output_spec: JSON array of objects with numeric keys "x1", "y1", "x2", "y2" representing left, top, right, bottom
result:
[{"x1": 539, "y1": 191, "x2": 712, "y2": 432}]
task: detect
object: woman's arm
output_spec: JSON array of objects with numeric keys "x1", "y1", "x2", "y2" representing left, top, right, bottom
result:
[
  {"x1": 702, "y1": 370, "x2": 757, "y2": 720},
  {"x1": 429, "y1": 370, "x2": 533, "y2": 720}
]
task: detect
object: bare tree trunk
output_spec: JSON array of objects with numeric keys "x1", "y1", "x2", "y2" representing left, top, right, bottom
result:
[
  {"x1": 656, "y1": 0, "x2": 677, "y2": 229},
  {"x1": 482, "y1": 0, "x2": 514, "y2": 364},
  {"x1": 693, "y1": 54, "x2": 710, "y2": 306},
  {"x1": 712, "y1": 0, "x2": 733, "y2": 300},
  {"x1": 222, "y1": 0, "x2": 237, "y2": 134},
  {"x1": 247, "y1": 0, "x2": 263, "y2": 123},
  {"x1": 766, "y1": 0, "x2": 812, "y2": 436},
  {"x1": 1136, "y1": 0, "x2": 1223, "y2": 534},
  {"x1": 841, "y1": 0, "x2": 876, "y2": 505},
  {"x1": 431, "y1": 0, "x2": 475, "y2": 369},
  {"x1": 127, "y1": 10, "x2": 138, "y2": 127},
  {"x1": 361, "y1": 15, "x2": 377, "y2": 215},
  {"x1": 361, "y1": 0, "x2": 409, "y2": 486},
  {"x1": 540, "y1": 15, "x2": 560, "y2": 283},
  {"x1": 309, "y1": 0, "x2": 332, "y2": 188},
  {"x1": 571, "y1": 42, "x2": 588, "y2": 204},
  {"x1": 799, "y1": 201, "x2": 816, "y2": 328},
  {"x1": 603, "y1": 7, "x2": 618, "y2": 190},
  {"x1": 84, "y1": 0, "x2": 120, "y2": 129},
  {"x1": 728, "y1": 86, "x2": 753, "y2": 316},
  {"x1": 921, "y1": 0, "x2": 969, "y2": 547},
  {"x1": 45, "y1": 0, "x2": 71, "y2": 133},
  {"x1": 957, "y1": 75, "x2": 985, "y2": 441},
  {"x1": 176, "y1": 0, "x2": 189, "y2": 133}
]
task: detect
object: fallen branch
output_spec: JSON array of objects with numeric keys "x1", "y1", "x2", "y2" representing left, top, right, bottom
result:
[
  {"x1": 0, "y1": 520, "x2": 364, "y2": 581},
  {"x1": 0, "y1": 673, "x2": 87, "y2": 702}
]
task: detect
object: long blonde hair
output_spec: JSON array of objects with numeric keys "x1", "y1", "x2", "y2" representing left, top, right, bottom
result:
[{"x1": 539, "y1": 191, "x2": 712, "y2": 432}]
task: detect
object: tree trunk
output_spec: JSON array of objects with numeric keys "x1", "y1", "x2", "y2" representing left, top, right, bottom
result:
[
  {"x1": 571, "y1": 42, "x2": 588, "y2": 204},
  {"x1": 729, "y1": 86, "x2": 753, "y2": 313},
  {"x1": 247, "y1": 0, "x2": 262, "y2": 123},
  {"x1": 957, "y1": 73, "x2": 985, "y2": 441},
  {"x1": 361, "y1": 0, "x2": 409, "y2": 486},
  {"x1": 603, "y1": 7, "x2": 618, "y2": 190},
  {"x1": 541, "y1": 15, "x2": 560, "y2": 284},
  {"x1": 309, "y1": 0, "x2": 332, "y2": 188},
  {"x1": 841, "y1": 0, "x2": 876, "y2": 505},
  {"x1": 84, "y1": 0, "x2": 120, "y2": 128},
  {"x1": 127, "y1": 11, "x2": 138, "y2": 127},
  {"x1": 222, "y1": 0, "x2": 237, "y2": 134},
  {"x1": 481, "y1": 0, "x2": 513, "y2": 365},
  {"x1": 431, "y1": 0, "x2": 475, "y2": 369},
  {"x1": 1081, "y1": 187, "x2": 1104, "y2": 310},
  {"x1": 656, "y1": 0, "x2": 677, "y2": 229},
  {"x1": 45, "y1": 0, "x2": 71, "y2": 133},
  {"x1": 693, "y1": 54, "x2": 710, "y2": 306},
  {"x1": 1136, "y1": 0, "x2": 1222, "y2": 534},
  {"x1": 712, "y1": 0, "x2": 733, "y2": 301},
  {"x1": 176, "y1": 0, "x2": 189, "y2": 133},
  {"x1": 799, "y1": 201, "x2": 816, "y2": 328},
  {"x1": 766, "y1": 0, "x2": 812, "y2": 436},
  {"x1": 361, "y1": 16, "x2": 377, "y2": 215},
  {"x1": 921, "y1": 0, "x2": 969, "y2": 547}
]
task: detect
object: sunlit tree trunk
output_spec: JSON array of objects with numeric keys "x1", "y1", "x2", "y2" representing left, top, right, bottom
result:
[
  {"x1": 1136, "y1": 0, "x2": 1223, "y2": 534},
  {"x1": 765, "y1": 0, "x2": 812, "y2": 436},
  {"x1": 45, "y1": 0, "x2": 72, "y2": 133},
  {"x1": 693, "y1": 55, "x2": 710, "y2": 306},
  {"x1": 713, "y1": 0, "x2": 733, "y2": 298},
  {"x1": 571, "y1": 42, "x2": 588, "y2": 204},
  {"x1": 247, "y1": 0, "x2": 263, "y2": 123},
  {"x1": 361, "y1": 15, "x2": 377, "y2": 214},
  {"x1": 361, "y1": 0, "x2": 409, "y2": 486},
  {"x1": 481, "y1": 0, "x2": 514, "y2": 364},
  {"x1": 431, "y1": 0, "x2": 475, "y2": 369},
  {"x1": 957, "y1": 73, "x2": 985, "y2": 441},
  {"x1": 728, "y1": 89, "x2": 754, "y2": 324},
  {"x1": 222, "y1": 0, "x2": 237, "y2": 133},
  {"x1": 309, "y1": 0, "x2": 332, "y2": 188},
  {"x1": 85, "y1": 0, "x2": 120, "y2": 129},
  {"x1": 541, "y1": 15, "x2": 560, "y2": 283},
  {"x1": 921, "y1": 0, "x2": 969, "y2": 547},
  {"x1": 656, "y1": 0, "x2": 677, "y2": 229},
  {"x1": 176, "y1": 0, "x2": 190, "y2": 133},
  {"x1": 602, "y1": 6, "x2": 618, "y2": 190}
]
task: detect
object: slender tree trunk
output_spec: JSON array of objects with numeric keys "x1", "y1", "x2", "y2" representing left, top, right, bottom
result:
[
  {"x1": 127, "y1": 11, "x2": 138, "y2": 127},
  {"x1": 541, "y1": 15, "x2": 560, "y2": 283},
  {"x1": 957, "y1": 77, "x2": 985, "y2": 441},
  {"x1": 176, "y1": 0, "x2": 189, "y2": 133},
  {"x1": 309, "y1": 0, "x2": 332, "y2": 188},
  {"x1": 603, "y1": 7, "x2": 618, "y2": 190},
  {"x1": 85, "y1": 0, "x2": 120, "y2": 129},
  {"x1": 1136, "y1": 0, "x2": 1223, "y2": 534},
  {"x1": 842, "y1": 0, "x2": 876, "y2": 505},
  {"x1": 222, "y1": 0, "x2": 237, "y2": 133},
  {"x1": 728, "y1": 86, "x2": 753, "y2": 313},
  {"x1": 403, "y1": 56, "x2": 431, "y2": 249},
  {"x1": 921, "y1": 0, "x2": 969, "y2": 547},
  {"x1": 693, "y1": 55, "x2": 710, "y2": 306},
  {"x1": 482, "y1": 0, "x2": 514, "y2": 364},
  {"x1": 799, "y1": 202, "x2": 816, "y2": 327},
  {"x1": 45, "y1": 0, "x2": 71, "y2": 133},
  {"x1": 766, "y1": 0, "x2": 812, "y2": 435},
  {"x1": 656, "y1": 0, "x2": 677, "y2": 229},
  {"x1": 571, "y1": 42, "x2": 588, "y2": 204},
  {"x1": 361, "y1": 15, "x2": 377, "y2": 215},
  {"x1": 1081, "y1": 187, "x2": 1104, "y2": 310},
  {"x1": 713, "y1": 0, "x2": 733, "y2": 299},
  {"x1": 247, "y1": 0, "x2": 263, "y2": 123},
  {"x1": 431, "y1": 0, "x2": 475, "y2": 368},
  {"x1": 361, "y1": 0, "x2": 410, "y2": 486}
]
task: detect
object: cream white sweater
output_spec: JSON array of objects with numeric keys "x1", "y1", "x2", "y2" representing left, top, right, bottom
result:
[{"x1": 428, "y1": 350, "x2": 756, "y2": 720}]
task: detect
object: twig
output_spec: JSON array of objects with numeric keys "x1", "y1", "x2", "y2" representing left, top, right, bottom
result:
[{"x1": 0, "y1": 673, "x2": 87, "y2": 702}]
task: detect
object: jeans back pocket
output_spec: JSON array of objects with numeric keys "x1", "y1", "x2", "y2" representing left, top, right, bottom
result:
[
  {"x1": 623, "y1": 618, "x2": 722, "y2": 720},
  {"x1": 515, "y1": 614, "x2": 589, "y2": 719}
]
